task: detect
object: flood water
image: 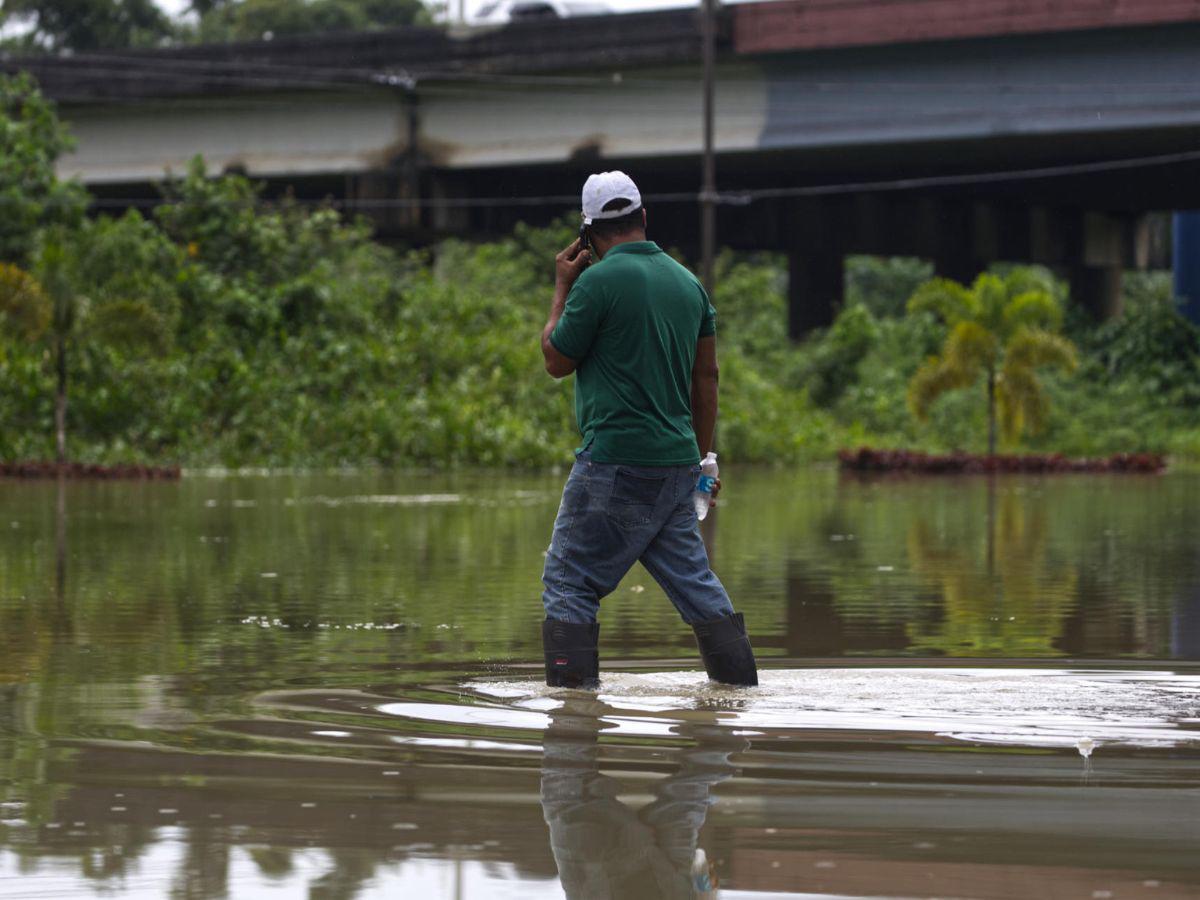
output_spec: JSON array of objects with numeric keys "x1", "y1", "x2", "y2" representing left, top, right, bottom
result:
[{"x1": 1, "y1": 467, "x2": 1198, "y2": 898}]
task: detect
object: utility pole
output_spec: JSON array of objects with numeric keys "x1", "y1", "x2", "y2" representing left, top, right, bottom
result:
[
  {"x1": 700, "y1": 0, "x2": 717, "y2": 295},
  {"x1": 374, "y1": 71, "x2": 420, "y2": 230},
  {"x1": 700, "y1": 0, "x2": 720, "y2": 462}
]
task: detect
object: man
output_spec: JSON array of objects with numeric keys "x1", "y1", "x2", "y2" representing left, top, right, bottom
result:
[{"x1": 538, "y1": 170, "x2": 758, "y2": 689}]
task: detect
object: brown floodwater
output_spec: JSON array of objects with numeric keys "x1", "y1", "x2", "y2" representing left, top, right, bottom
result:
[{"x1": 0, "y1": 467, "x2": 1197, "y2": 898}]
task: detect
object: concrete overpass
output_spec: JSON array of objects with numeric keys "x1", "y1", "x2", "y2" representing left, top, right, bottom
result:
[{"x1": 8, "y1": 0, "x2": 1200, "y2": 332}]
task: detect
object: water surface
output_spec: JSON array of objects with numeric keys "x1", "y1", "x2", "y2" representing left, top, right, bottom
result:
[{"x1": 1, "y1": 467, "x2": 1197, "y2": 898}]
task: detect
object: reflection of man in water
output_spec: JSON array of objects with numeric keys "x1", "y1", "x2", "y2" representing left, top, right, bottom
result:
[
  {"x1": 539, "y1": 170, "x2": 758, "y2": 689},
  {"x1": 540, "y1": 699, "x2": 743, "y2": 899}
]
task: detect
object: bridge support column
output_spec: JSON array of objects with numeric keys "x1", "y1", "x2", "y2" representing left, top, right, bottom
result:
[
  {"x1": 1069, "y1": 212, "x2": 1128, "y2": 319},
  {"x1": 1173, "y1": 211, "x2": 1200, "y2": 322},
  {"x1": 1069, "y1": 264, "x2": 1123, "y2": 320},
  {"x1": 788, "y1": 250, "x2": 843, "y2": 339},
  {"x1": 934, "y1": 253, "x2": 979, "y2": 286},
  {"x1": 346, "y1": 172, "x2": 422, "y2": 234},
  {"x1": 932, "y1": 202, "x2": 980, "y2": 285}
]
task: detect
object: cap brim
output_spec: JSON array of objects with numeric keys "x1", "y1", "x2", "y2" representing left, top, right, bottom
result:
[{"x1": 585, "y1": 202, "x2": 642, "y2": 223}]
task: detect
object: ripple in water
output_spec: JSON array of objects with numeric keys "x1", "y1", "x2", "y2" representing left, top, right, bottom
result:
[{"x1": 393, "y1": 668, "x2": 1200, "y2": 750}]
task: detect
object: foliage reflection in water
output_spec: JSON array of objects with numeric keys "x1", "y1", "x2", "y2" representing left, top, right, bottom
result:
[{"x1": 0, "y1": 468, "x2": 1198, "y2": 897}]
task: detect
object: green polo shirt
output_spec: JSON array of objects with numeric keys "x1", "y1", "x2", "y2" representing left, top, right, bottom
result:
[{"x1": 549, "y1": 241, "x2": 716, "y2": 466}]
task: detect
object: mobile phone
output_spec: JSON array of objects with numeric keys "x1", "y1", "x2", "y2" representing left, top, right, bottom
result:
[{"x1": 578, "y1": 223, "x2": 591, "y2": 255}]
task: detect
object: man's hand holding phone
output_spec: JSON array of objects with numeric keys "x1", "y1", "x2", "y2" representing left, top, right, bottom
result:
[{"x1": 555, "y1": 236, "x2": 590, "y2": 294}]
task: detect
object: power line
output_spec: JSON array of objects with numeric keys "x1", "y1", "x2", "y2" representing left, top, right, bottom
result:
[
  {"x1": 27, "y1": 59, "x2": 1200, "y2": 118},
  {"x1": 81, "y1": 147, "x2": 1200, "y2": 212},
  {"x1": 29, "y1": 50, "x2": 383, "y2": 81},
  {"x1": 8, "y1": 64, "x2": 372, "y2": 93},
  {"x1": 36, "y1": 85, "x2": 1200, "y2": 122},
  {"x1": 78, "y1": 52, "x2": 642, "y2": 88},
  {"x1": 15, "y1": 49, "x2": 1200, "y2": 94},
  {"x1": 723, "y1": 147, "x2": 1200, "y2": 202},
  {"x1": 5, "y1": 52, "x2": 654, "y2": 91}
]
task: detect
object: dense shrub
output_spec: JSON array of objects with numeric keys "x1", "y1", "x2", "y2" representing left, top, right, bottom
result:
[{"x1": 5, "y1": 179, "x2": 1199, "y2": 466}]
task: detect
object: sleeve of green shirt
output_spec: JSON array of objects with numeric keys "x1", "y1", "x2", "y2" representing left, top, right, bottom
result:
[
  {"x1": 550, "y1": 282, "x2": 603, "y2": 361},
  {"x1": 699, "y1": 285, "x2": 717, "y2": 337}
]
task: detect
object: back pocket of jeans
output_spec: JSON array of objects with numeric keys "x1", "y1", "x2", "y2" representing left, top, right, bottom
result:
[{"x1": 607, "y1": 468, "x2": 666, "y2": 529}]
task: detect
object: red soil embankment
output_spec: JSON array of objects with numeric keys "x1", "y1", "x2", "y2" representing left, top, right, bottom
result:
[
  {"x1": 838, "y1": 447, "x2": 1166, "y2": 474},
  {"x1": 0, "y1": 461, "x2": 181, "y2": 480}
]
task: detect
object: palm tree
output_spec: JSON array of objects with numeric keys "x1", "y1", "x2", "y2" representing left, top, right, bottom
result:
[{"x1": 907, "y1": 270, "x2": 1078, "y2": 456}]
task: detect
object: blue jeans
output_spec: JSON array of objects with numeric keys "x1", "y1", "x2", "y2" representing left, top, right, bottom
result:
[{"x1": 541, "y1": 452, "x2": 736, "y2": 625}]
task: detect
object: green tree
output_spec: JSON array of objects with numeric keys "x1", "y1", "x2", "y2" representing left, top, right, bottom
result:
[
  {"x1": 906, "y1": 270, "x2": 1078, "y2": 455},
  {"x1": 0, "y1": 242, "x2": 76, "y2": 463},
  {"x1": 191, "y1": 0, "x2": 428, "y2": 42},
  {"x1": 0, "y1": 0, "x2": 170, "y2": 51},
  {"x1": 3, "y1": 222, "x2": 176, "y2": 464},
  {"x1": 0, "y1": 73, "x2": 86, "y2": 265}
]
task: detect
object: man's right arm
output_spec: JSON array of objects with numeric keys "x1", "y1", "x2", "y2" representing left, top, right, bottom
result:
[
  {"x1": 691, "y1": 335, "x2": 718, "y2": 457},
  {"x1": 542, "y1": 237, "x2": 593, "y2": 379}
]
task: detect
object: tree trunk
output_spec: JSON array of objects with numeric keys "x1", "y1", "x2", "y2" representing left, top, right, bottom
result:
[
  {"x1": 55, "y1": 334, "x2": 67, "y2": 466},
  {"x1": 986, "y1": 367, "x2": 996, "y2": 457}
]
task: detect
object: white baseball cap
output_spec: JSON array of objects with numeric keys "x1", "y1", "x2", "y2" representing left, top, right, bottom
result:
[{"x1": 581, "y1": 171, "x2": 642, "y2": 225}]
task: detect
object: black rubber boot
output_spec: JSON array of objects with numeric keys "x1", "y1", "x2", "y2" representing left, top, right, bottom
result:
[
  {"x1": 543, "y1": 619, "x2": 600, "y2": 689},
  {"x1": 692, "y1": 612, "x2": 758, "y2": 686}
]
